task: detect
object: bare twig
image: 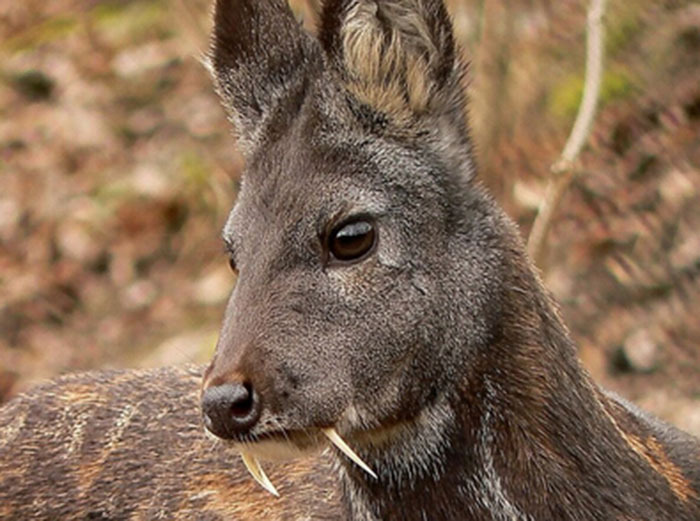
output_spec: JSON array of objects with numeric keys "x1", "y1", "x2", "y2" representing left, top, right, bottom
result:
[{"x1": 527, "y1": 0, "x2": 607, "y2": 267}]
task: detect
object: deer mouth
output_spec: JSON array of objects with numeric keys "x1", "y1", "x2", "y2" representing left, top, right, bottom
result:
[
  {"x1": 226, "y1": 427, "x2": 323, "y2": 458},
  {"x1": 218, "y1": 426, "x2": 378, "y2": 497}
]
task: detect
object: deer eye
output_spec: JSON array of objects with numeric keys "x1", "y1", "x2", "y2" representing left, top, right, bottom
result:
[{"x1": 329, "y1": 220, "x2": 376, "y2": 263}]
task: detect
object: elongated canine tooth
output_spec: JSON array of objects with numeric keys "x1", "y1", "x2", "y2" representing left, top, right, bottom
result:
[
  {"x1": 240, "y1": 451, "x2": 280, "y2": 497},
  {"x1": 323, "y1": 428, "x2": 378, "y2": 480}
]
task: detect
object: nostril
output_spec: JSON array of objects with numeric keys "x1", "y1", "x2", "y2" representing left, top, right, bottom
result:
[
  {"x1": 201, "y1": 381, "x2": 261, "y2": 439},
  {"x1": 230, "y1": 382, "x2": 254, "y2": 418}
]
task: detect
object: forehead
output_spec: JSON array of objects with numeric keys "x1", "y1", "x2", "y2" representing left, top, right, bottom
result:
[
  {"x1": 223, "y1": 132, "x2": 386, "y2": 242},
  {"x1": 222, "y1": 89, "x2": 449, "y2": 242}
]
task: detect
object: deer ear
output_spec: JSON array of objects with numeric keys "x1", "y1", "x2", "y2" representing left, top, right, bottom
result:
[
  {"x1": 318, "y1": 0, "x2": 463, "y2": 122},
  {"x1": 210, "y1": 0, "x2": 322, "y2": 154}
]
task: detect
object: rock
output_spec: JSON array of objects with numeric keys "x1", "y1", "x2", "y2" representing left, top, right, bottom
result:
[
  {"x1": 121, "y1": 279, "x2": 158, "y2": 310},
  {"x1": 193, "y1": 266, "x2": 235, "y2": 306},
  {"x1": 620, "y1": 328, "x2": 661, "y2": 373},
  {"x1": 55, "y1": 220, "x2": 100, "y2": 264}
]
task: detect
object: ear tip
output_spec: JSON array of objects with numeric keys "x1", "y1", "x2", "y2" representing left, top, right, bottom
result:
[
  {"x1": 210, "y1": 0, "x2": 278, "y2": 68},
  {"x1": 209, "y1": 0, "x2": 323, "y2": 152},
  {"x1": 211, "y1": 0, "x2": 244, "y2": 42},
  {"x1": 213, "y1": 0, "x2": 240, "y2": 21},
  {"x1": 317, "y1": 0, "x2": 349, "y2": 49},
  {"x1": 211, "y1": 0, "x2": 271, "y2": 37}
]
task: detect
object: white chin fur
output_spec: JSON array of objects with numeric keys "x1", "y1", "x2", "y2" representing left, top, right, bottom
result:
[{"x1": 231, "y1": 438, "x2": 317, "y2": 462}]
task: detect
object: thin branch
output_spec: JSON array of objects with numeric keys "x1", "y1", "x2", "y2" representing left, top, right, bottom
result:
[{"x1": 527, "y1": 0, "x2": 607, "y2": 268}]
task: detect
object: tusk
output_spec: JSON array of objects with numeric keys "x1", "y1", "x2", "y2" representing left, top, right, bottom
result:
[
  {"x1": 323, "y1": 427, "x2": 378, "y2": 480},
  {"x1": 240, "y1": 451, "x2": 280, "y2": 497}
]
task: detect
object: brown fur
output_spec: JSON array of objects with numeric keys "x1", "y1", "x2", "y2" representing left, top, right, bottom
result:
[
  {"x1": 599, "y1": 394, "x2": 697, "y2": 504},
  {"x1": 0, "y1": 366, "x2": 342, "y2": 520}
]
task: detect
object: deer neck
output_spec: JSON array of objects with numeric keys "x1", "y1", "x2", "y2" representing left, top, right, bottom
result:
[{"x1": 336, "y1": 258, "x2": 636, "y2": 521}]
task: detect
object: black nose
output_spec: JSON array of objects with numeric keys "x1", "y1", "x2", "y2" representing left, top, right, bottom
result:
[{"x1": 201, "y1": 381, "x2": 261, "y2": 439}]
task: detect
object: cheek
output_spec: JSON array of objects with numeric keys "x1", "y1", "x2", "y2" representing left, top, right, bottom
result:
[
  {"x1": 325, "y1": 230, "x2": 408, "y2": 304},
  {"x1": 264, "y1": 325, "x2": 355, "y2": 422},
  {"x1": 343, "y1": 287, "x2": 428, "y2": 383}
]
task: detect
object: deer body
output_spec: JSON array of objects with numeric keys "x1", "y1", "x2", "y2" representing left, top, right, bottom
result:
[
  {"x1": 2, "y1": 365, "x2": 699, "y2": 520},
  {"x1": 1, "y1": 0, "x2": 699, "y2": 519},
  {"x1": 0, "y1": 366, "x2": 343, "y2": 520}
]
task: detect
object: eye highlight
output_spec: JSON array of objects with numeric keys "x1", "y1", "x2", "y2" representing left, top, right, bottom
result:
[{"x1": 328, "y1": 219, "x2": 376, "y2": 263}]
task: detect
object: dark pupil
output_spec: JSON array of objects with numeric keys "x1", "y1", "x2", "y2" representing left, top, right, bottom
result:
[{"x1": 331, "y1": 221, "x2": 375, "y2": 261}]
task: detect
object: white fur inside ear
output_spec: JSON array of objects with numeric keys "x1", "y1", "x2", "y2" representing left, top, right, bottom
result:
[
  {"x1": 323, "y1": 427, "x2": 378, "y2": 479},
  {"x1": 340, "y1": 0, "x2": 445, "y2": 117}
]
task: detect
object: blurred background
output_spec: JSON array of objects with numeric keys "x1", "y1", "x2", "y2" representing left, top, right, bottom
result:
[{"x1": 0, "y1": 0, "x2": 698, "y2": 434}]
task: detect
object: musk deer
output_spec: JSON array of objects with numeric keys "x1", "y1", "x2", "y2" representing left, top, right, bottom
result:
[{"x1": 1, "y1": 0, "x2": 699, "y2": 519}]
